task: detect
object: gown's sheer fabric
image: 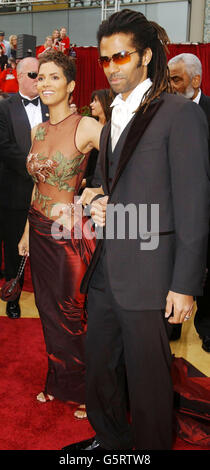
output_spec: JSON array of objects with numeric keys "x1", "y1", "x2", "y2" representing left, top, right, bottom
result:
[{"x1": 27, "y1": 113, "x2": 96, "y2": 403}]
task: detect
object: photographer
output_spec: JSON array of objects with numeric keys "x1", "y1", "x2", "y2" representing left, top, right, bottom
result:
[
  {"x1": 0, "y1": 58, "x2": 18, "y2": 94},
  {"x1": 0, "y1": 45, "x2": 8, "y2": 72}
]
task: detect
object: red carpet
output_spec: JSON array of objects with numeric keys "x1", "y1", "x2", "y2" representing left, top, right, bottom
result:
[
  {"x1": 0, "y1": 317, "x2": 94, "y2": 450},
  {"x1": 0, "y1": 317, "x2": 208, "y2": 451}
]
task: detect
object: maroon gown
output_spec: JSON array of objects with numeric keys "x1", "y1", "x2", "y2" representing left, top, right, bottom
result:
[{"x1": 27, "y1": 113, "x2": 96, "y2": 403}]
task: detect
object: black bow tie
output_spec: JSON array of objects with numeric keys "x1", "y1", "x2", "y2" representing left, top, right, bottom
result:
[{"x1": 23, "y1": 97, "x2": 39, "y2": 107}]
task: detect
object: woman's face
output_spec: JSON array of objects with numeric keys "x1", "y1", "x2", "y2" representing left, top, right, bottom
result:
[
  {"x1": 37, "y1": 61, "x2": 75, "y2": 106},
  {"x1": 12, "y1": 37, "x2": 17, "y2": 46},
  {"x1": 45, "y1": 37, "x2": 53, "y2": 48},
  {"x1": 90, "y1": 95, "x2": 104, "y2": 118},
  {"x1": 52, "y1": 30, "x2": 60, "y2": 39}
]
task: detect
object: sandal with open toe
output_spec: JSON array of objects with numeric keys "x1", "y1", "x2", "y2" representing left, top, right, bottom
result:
[{"x1": 36, "y1": 392, "x2": 54, "y2": 403}]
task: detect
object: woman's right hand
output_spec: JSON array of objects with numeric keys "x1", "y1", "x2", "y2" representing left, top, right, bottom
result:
[{"x1": 18, "y1": 231, "x2": 29, "y2": 257}]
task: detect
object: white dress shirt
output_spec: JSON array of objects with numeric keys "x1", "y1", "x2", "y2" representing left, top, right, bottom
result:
[
  {"x1": 20, "y1": 93, "x2": 43, "y2": 129},
  {"x1": 110, "y1": 78, "x2": 152, "y2": 151},
  {"x1": 193, "y1": 88, "x2": 201, "y2": 105}
]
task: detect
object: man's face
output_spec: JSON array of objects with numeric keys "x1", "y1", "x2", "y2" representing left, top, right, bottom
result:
[
  {"x1": 0, "y1": 35, "x2": 4, "y2": 43},
  {"x1": 168, "y1": 61, "x2": 195, "y2": 99},
  {"x1": 99, "y1": 33, "x2": 149, "y2": 101},
  {"x1": 18, "y1": 58, "x2": 39, "y2": 98}
]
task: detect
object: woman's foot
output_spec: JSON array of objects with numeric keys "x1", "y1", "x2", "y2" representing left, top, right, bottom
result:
[
  {"x1": 36, "y1": 392, "x2": 54, "y2": 403},
  {"x1": 74, "y1": 404, "x2": 87, "y2": 419}
]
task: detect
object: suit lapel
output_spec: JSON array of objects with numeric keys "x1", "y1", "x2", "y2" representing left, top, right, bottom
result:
[
  {"x1": 9, "y1": 93, "x2": 31, "y2": 155},
  {"x1": 9, "y1": 95, "x2": 49, "y2": 154},
  {"x1": 110, "y1": 99, "x2": 163, "y2": 195},
  {"x1": 41, "y1": 101, "x2": 49, "y2": 122},
  {"x1": 100, "y1": 120, "x2": 111, "y2": 194}
]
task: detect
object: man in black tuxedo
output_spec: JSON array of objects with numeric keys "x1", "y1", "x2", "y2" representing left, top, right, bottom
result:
[
  {"x1": 0, "y1": 57, "x2": 48, "y2": 319},
  {"x1": 64, "y1": 10, "x2": 209, "y2": 451},
  {"x1": 168, "y1": 53, "x2": 210, "y2": 352}
]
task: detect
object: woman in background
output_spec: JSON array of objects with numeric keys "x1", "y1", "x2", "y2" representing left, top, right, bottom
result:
[
  {"x1": 82, "y1": 88, "x2": 113, "y2": 189},
  {"x1": 36, "y1": 36, "x2": 54, "y2": 58},
  {"x1": 90, "y1": 88, "x2": 112, "y2": 125},
  {"x1": 9, "y1": 35, "x2": 17, "y2": 60},
  {"x1": 51, "y1": 29, "x2": 60, "y2": 50}
]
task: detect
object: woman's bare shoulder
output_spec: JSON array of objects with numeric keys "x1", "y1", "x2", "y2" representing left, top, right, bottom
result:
[{"x1": 76, "y1": 116, "x2": 103, "y2": 152}]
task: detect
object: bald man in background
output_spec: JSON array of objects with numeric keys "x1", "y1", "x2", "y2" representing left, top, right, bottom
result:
[
  {"x1": 0, "y1": 57, "x2": 48, "y2": 319},
  {"x1": 168, "y1": 53, "x2": 210, "y2": 352}
]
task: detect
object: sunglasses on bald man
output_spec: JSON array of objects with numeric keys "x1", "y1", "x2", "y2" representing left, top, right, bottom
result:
[{"x1": 22, "y1": 72, "x2": 38, "y2": 79}]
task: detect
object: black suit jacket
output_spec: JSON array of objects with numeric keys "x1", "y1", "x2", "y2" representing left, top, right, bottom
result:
[
  {"x1": 199, "y1": 91, "x2": 210, "y2": 159},
  {"x1": 0, "y1": 93, "x2": 48, "y2": 209},
  {"x1": 81, "y1": 92, "x2": 210, "y2": 310}
]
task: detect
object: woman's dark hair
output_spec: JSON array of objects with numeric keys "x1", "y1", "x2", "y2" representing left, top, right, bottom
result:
[
  {"x1": 97, "y1": 9, "x2": 171, "y2": 110},
  {"x1": 38, "y1": 50, "x2": 76, "y2": 83},
  {"x1": 91, "y1": 88, "x2": 113, "y2": 122}
]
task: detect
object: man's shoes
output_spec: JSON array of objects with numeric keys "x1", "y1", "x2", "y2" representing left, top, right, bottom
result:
[
  {"x1": 62, "y1": 437, "x2": 104, "y2": 452},
  {"x1": 201, "y1": 336, "x2": 210, "y2": 353},
  {"x1": 6, "y1": 300, "x2": 21, "y2": 319}
]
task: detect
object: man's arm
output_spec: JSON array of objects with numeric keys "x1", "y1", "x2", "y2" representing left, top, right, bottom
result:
[
  {"x1": 165, "y1": 100, "x2": 210, "y2": 323},
  {"x1": 0, "y1": 105, "x2": 31, "y2": 178}
]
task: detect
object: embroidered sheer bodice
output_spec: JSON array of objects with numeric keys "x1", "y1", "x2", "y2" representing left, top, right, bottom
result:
[{"x1": 27, "y1": 113, "x2": 88, "y2": 221}]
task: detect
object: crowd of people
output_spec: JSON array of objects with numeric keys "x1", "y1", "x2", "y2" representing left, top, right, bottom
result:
[
  {"x1": 0, "y1": 27, "x2": 72, "y2": 94},
  {"x1": 36, "y1": 27, "x2": 71, "y2": 57},
  {"x1": 0, "y1": 8, "x2": 210, "y2": 451}
]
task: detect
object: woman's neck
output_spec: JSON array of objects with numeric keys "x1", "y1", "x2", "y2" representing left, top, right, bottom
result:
[
  {"x1": 49, "y1": 103, "x2": 71, "y2": 124},
  {"x1": 99, "y1": 112, "x2": 106, "y2": 126}
]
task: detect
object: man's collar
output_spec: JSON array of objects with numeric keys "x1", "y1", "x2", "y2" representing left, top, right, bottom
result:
[
  {"x1": 193, "y1": 89, "x2": 201, "y2": 104},
  {"x1": 110, "y1": 78, "x2": 152, "y2": 109},
  {"x1": 19, "y1": 92, "x2": 39, "y2": 101}
]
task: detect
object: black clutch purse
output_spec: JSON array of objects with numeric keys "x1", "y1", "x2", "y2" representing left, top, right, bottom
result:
[{"x1": 0, "y1": 255, "x2": 28, "y2": 302}]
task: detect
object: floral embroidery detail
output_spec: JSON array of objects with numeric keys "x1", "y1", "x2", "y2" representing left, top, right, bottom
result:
[
  {"x1": 27, "y1": 153, "x2": 59, "y2": 183},
  {"x1": 34, "y1": 186, "x2": 52, "y2": 217},
  {"x1": 35, "y1": 126, "x2": 47, "y2": 141},
  {"x1": 48, "y1": 151, "x2": 86, "y2": 192},
  {"x1": 27, "y1": 150, "x2": 86, "y2": 217},
  {"x1": 27, "y1": 151, "x2": 86, "y2": 190}
]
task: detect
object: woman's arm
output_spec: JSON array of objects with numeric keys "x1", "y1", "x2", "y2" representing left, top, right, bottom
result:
[
  {"x1": 18, "y1": 126, "x2": 38, "y2": 256},
  {"x1": 75, "y1": 116, "x2": 103, "y2": 154}
]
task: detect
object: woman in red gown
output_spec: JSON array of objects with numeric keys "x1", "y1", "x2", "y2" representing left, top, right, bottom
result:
[{"x1": 18, "y1": 51, "x2": 102, "y2": 419}]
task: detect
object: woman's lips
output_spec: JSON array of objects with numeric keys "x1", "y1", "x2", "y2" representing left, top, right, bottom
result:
[{"x1": 42, "y1": 91, "x2": 54, "y2": 96}]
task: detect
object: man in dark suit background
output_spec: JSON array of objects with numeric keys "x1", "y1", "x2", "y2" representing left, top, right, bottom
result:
[
  {"x1": 0, "y1": 56, "x2": 48, "y2": 319},
  {"x1": 168, "y1": 53, "x2": 210, "y2": 352},
  {"x1": 0, "y1": 91, "x2": 9, "y2": 279},
  {"x1": 64, "y1": 10, "x2": 210, "y2": 451}
]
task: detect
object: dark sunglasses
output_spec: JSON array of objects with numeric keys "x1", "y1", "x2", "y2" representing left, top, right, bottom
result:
[
  {"x1": 98, "y1": 50, "x2": 137, "y2": 68},
  {"x1": 22, "y1": 72, "x2": 38, "y2": 79}
]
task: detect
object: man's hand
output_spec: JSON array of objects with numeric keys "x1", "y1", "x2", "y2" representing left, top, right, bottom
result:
[
  {"x1": 77, "y1": 186, "x2": 104, "y2": 207},
  {"x1": 165, "y1": 291, "x2": 194, "y2": 323},
  {"x1": 90, "y1": 196, "x2": 108, "y2": 227}
]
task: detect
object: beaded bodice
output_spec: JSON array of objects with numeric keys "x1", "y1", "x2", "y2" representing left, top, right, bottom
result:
[{"x1": 27, "y1": 113, "x2": 88, "y2": 221}]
